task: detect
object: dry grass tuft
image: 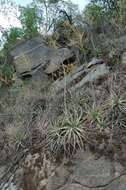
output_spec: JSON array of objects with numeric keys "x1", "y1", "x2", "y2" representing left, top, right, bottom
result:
[{"x1": 6, "y1": 122, "x2": 27, "y2": 150}]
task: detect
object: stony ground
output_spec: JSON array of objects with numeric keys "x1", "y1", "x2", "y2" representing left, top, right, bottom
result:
[{"x1": 1, "y1": 149, "x2": 126, "y2": 190}]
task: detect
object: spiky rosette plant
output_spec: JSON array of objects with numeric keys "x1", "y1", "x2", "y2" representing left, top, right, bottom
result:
[
  {"x1": 105, "y1": 90, "x2": 126, "y2": 129},
  {"x1": 84, "y1": 103, "x2": 106, "y2": 130},
  {"x1": 48, "y1": 106, "x2": 91, "y2": 157}
]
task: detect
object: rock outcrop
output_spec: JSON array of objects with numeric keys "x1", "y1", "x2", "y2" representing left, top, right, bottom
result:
[
  {"x1": 1, "y1": 150, "x2": 126, "y2": 190},
  {"x1": 50, "y1": 60, "x2": 109, "y2": 95},
  {"x1": 10, "y1": 36, "x2": 74, "y2": 77}
]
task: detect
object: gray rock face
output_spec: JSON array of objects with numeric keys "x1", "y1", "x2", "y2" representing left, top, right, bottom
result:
[
  {"x1": 73, "y1": 157, "x2": 112, "y2": 187},
  {"x1": 45, "y1": 48, "x2": 74, "y2": 74},
  {"x1": 47, "y1": 150, "x2": 126, "y2": 190},
  {"x1": 50, "y1": 62, "x2": 109, "y2": 95},
  {"x1": 82, "y1": 63, "x2": 109, "y2": 83},
  {"x1": 50, "y1": 150, "x2": 126, "y2": 190},
  {"x1": 10, "y1": 37, "x2": 74, "y2": 77},
  {"x1": 1, "y1": 150, "x2": 126, "y2": 190},
  {"x1": 71, "y1": 63, "x2": 109, "y2": 91},
  {"x1": 10, "y1": 36, "x2": 45, "y2": 58}
]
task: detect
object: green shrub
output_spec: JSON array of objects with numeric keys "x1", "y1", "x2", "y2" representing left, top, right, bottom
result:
[
  {"x1": 84, "y1": 3, "x2": 104, "y2": 33},
  {"x1": 91, "y1": 0, "x2": 119, "y2": 14},
  {"x1": 0, "y1": 64, "x2": 14, "y2": 85},
  {"x1": 3, "y1": 27, "x2": 23, "y2": 49},
  {"x1": 19, "y1": 6, "x2": 39, "y2": 39}
]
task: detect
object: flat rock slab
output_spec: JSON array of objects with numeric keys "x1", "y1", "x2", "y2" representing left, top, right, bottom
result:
[
  {"x1": 1, "y1": 150, "x2": 126, "y2": 190},
  {"x1": 72, "y1": 157, "x2": 113, "y2": 187},
  {"x1": 71, "y1": 63, "x2": 109, "y2": 91},
  {"x1": 57, "y1": 177, "x2": 126, "y2": 190},
  {"x1": 49, "y1": 150, "x2": 126, "y2": 190}
]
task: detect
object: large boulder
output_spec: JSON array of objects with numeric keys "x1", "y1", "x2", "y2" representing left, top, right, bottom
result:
[{"x1": 10, "y1": 36, "x2": 74, "y2": 77}]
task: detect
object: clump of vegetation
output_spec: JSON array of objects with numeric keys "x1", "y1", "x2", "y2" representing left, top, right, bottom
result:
[
  {"x1": 48, "y1": 106, "x2": 90, "y2": 157},
  {"x1": 3, "y1": 27, "x2": 23, "y2": 49},
  {"x1": 6, "y1": 123, "x2": 27, "y2": 150},
  {"x1": 105, "y1": 90, "x2": 126, "y2": 130},
  {"x1": 84, "y1": 3, "x2": 104, "y2": 33},
  {"x1": 0, "y1": 64, "x2": 14, "y2": 86},
  {"x1": 19, "y1": 6, "x2": 39, "y2": 39},
  {"x1": 1, "y1": 5, "x2": 39, "y2": 50},
  {"x1": 85, "y1": 103, "x2": 106, "y2": 130},
  {"x1": 0, "y1": 4, "x2": 40, "y2": 86}
]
